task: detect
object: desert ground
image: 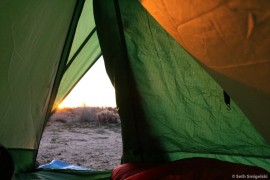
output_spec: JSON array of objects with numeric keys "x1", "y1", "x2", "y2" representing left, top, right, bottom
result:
[{"x1": 36, "y1": 107, "x2": 122, "y2": 170}]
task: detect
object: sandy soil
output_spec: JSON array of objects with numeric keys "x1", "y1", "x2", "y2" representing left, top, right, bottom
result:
[{"x1": 37, "y1": 108, "x2": 122, "y2": 170}]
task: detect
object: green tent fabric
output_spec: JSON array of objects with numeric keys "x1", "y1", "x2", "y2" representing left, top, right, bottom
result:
[
  {"x1": 140, "y1": 0, "x2": 270, "y2": 144},
  {"x1": 0, "y1": 0, "x2": 80, "y2": 173},
  {"x1": 0, "y1": 0, "x2": 269, "y2": 179},
  {"x1": 16, "y1": 169, "x2": 111, "y2": 180},
  {"x1": 94, "y1": 0, "x2": 270, "y2": 171},
  {"x1": 53, "y1": 0, "x2": 101, "y2": 109}
]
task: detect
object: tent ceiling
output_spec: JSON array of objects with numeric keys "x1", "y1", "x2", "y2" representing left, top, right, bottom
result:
[{"x1": 140, "y1": 0, "x2": 270, "y2": 143}]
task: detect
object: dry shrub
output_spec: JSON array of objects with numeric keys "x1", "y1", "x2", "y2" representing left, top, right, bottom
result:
[
  {"x1": 74, "y1": 107, "x2": 99, "y2": 122},
  {"x1": 96, "y1": 109, "x2": 120, "y2": 124},
  {"x1": 49, "y1": 108, "x2": 78, "y2": 123},
  {"x1": 49, "y1": 106, "x2": 120, "y2": 125}
]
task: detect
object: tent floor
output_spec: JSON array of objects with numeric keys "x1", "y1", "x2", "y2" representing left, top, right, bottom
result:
[{"x1": 14, "y1": 170, "x2": 111, "y2": 180}]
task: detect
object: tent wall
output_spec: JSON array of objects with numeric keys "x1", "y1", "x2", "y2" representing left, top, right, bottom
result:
[
  {"x1": 94, "y1": 0, "x2": 270, "y2": 171},
  {"x1": 0, "y1": 0, "x2": 84, "y2": 173},
  {"x1": 94, "y1": 0, "x2": 144, "y2": 164},
  {"x1": 53, "y1": 0, "x2": 102, "y2": 109},
  {"x1": 140, "y1": 0, "x2": 270, "y2": 143}
]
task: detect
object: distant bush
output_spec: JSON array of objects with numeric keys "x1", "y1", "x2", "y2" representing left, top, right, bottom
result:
[
  {"x1": 49, "y1": 108, "x2": 78, "y2": 123},
  {"x1": 49, "y1": 106, "x2": 120, "y2": 125},
  {"x1": 74, "y1": 107, "x2": 99, "y2": 122},
  {"x1": 96, "y1": 109, "x2": 120, "y2": 124}
]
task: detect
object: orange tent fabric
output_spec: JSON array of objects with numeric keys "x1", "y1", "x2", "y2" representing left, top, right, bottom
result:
[{"x1": 140, "y1": 0, "x2": 270, "y2": 143}]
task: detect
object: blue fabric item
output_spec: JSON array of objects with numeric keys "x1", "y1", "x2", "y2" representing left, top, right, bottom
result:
[{"x1": 38, "y1": 160, "x2": 93, "y2": 170}]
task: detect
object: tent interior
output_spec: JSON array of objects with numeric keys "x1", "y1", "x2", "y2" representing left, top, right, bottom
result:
[{"x1": 0, "y1": 0, "x2": 270, "y2": 179}]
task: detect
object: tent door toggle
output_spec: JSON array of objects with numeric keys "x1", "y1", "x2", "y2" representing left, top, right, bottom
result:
[{"x1": 223, "y1": 90, "x2": 231, "y2": 111}]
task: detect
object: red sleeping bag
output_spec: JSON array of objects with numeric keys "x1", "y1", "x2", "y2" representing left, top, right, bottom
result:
[{"x1": 112, "y1": 158, "x2": 269, "y2": 180}]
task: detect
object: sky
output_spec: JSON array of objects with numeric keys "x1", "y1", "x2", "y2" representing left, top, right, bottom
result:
[{"x1": 58, "y1": 56, "x2": 116, "y2": 108}]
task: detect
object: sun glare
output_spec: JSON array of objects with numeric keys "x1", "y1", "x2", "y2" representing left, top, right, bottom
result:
[{"x1": 58, "y1": 57, "x2": 116, "y2": 109}]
